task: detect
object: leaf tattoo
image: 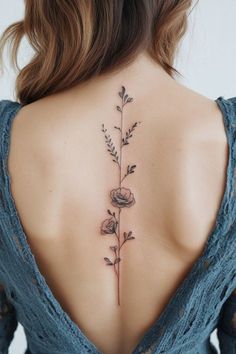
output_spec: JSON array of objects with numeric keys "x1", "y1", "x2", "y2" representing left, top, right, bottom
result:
[
  {"x1": 122, "y1": 121, "x2": 141, "y2": 146},
  {"x1": 121, "y1": 164, "x2": 137, "y2": 183},
  {"x1": 101, "y1": 124, "x2": 120, "y2": 166},
  {"x1": 100, "y1": 85, "x2": 141, "y2": 306}
]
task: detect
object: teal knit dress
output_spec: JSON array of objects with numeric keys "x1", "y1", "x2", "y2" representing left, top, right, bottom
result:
[{"x1": 0, "y1": 97, "x2": 235, "y2": 354}]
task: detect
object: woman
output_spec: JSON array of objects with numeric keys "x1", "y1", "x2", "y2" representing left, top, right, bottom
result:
[{"x1": 0, "y1": 1, "x2": 235, "y2": 354}]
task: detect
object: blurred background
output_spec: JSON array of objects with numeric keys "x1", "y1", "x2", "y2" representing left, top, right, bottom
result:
[{"x1": 0, "y1": 0, "x2": 236, "y2": 353}]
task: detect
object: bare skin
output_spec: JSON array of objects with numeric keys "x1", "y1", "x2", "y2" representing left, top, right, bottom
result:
[{"x1": 8, "y1": 51, "x2": 229, "y2": 354}]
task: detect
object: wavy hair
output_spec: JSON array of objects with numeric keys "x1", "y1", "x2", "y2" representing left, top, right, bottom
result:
[{"x1": 0, "y1": 0, "x2": 196, "y2": 106}]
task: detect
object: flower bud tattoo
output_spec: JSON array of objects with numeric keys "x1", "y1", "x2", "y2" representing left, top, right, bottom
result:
[{"x1": 100, "y1": 85, "x2": 141, "y2": 305}]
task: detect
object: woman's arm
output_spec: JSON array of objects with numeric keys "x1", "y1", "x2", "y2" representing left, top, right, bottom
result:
[
  {"x1": 0, "y1": 284, "x2": 18, "y2": 354},
  {"x1": 217, "y1": 288, "x2": 236, "y2": 353}
]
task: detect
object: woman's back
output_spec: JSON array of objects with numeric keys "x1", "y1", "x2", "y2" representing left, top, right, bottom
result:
[{"x1": 6, "y1": 55, "x2": 230, "y2": 354}]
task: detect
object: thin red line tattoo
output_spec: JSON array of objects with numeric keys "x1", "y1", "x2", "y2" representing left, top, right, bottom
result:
[{"x1": 100, "y1": 85, "x2": 141, "y2": 306}]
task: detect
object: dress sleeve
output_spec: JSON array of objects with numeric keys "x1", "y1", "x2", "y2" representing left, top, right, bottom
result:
[
  {"x1": 216, "y1": 288, "x2": 236, "y2": 353},
  {"x1": 0, "y1": 99, "x2": 20, "y2": 353},
  {"x1": 0, "y1": 284, "x2": 18, "y2": 354}
]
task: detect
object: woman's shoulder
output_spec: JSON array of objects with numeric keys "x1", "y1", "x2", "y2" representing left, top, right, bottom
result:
[
  {"x1": 227, "y1": 96, "x2": 236, "y2": 124},
  {"x1": 218, "y1": 95, "x2": 236, "y2": 116},
  {"x1": 0, "y1": 99, "x2": 22, "y2": 153},
  {"x1": 213, "y1": 96, "x2": 236, "y2": 133},
  {"x1": 0, "y1": 99, "x2": 22, "y2": 126},
  {"x1": 0, "y1": 99, "x2": 21, "y2": 113}
]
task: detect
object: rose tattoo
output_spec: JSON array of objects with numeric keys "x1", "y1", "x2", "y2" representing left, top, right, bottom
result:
[{"x1": 110, "y1": 187, "x2": 135, "y2": 208}]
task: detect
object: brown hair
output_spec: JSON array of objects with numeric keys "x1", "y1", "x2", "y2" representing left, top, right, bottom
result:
[{"x1": 0, "y1": 0, "x2": 195, "y2": 106}]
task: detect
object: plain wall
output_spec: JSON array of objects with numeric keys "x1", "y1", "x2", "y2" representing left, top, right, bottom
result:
[{"x1": 0, "y1": 1, "x2": 236, "y2": 353}]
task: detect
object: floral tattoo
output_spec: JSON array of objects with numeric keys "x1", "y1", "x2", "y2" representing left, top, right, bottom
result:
[{"x1": 100, "y1": 85, "x2": 141, "y2": 305}]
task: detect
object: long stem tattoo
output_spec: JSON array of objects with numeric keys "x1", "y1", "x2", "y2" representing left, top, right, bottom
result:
[{"x1": 100, "y1": 85, "x2": 141, "y2": 305}]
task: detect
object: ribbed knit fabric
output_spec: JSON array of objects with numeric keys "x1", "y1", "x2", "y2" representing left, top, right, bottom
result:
[{"x1": 0, "y1": 97, "x2": 235, "y2": 354}]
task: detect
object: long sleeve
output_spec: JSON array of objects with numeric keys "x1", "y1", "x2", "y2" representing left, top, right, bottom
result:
[
  {"x1": 0, "y1": 285, "x2": 18, "y2": 354},
  {"x1": 217, "y1": 288, "x2": 236, "y2": 353}
]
